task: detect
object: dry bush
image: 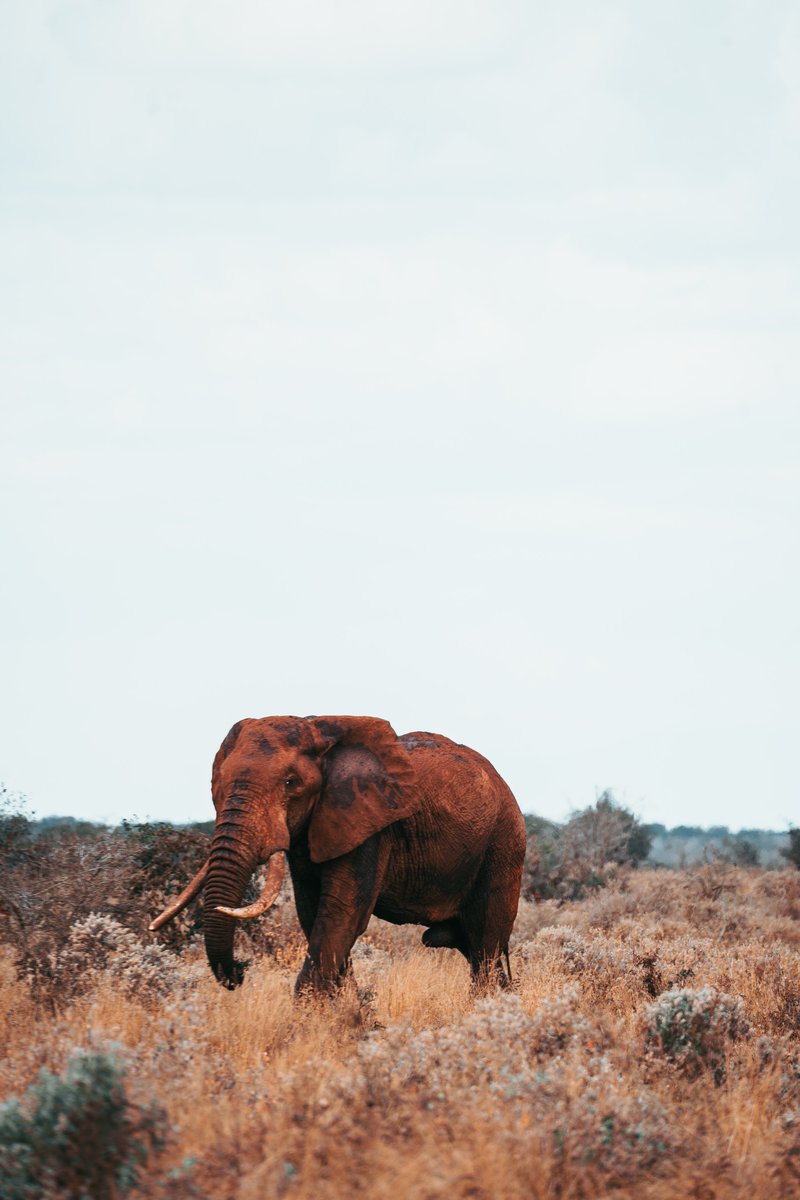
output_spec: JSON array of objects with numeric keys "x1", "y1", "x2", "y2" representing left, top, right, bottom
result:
[
  {"x1": 0, "y1": 816, "x2": 216, "y2": 1000},
  {"x1": 2, "y1": 829, "x2": 143, "y2": 998},
  {"x1": 50, "y1": 913, "x2": 195, "y2": 1005},
  {"x1": 121, "y1": 820, "x2": 211, "y2": 953},
  {"x1": 3, "y1": 861, "x2": 800, "y2": 1198},
  {"x1": 522, "y1": 794, "x2": 651, "y2": 902}
]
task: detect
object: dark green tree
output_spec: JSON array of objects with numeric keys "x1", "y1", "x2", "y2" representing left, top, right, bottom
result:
[{"x1": 781, "y1": 827, "x2": 800, "y2": 870}]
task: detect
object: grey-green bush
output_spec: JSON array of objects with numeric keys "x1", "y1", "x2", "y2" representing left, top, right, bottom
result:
[
  {"x1": 0, "y1": 1050, "x2": 164, "y2": 1199},
  {"x1": 645, "y1": 986, "x2": 750, "y2": 1082}
]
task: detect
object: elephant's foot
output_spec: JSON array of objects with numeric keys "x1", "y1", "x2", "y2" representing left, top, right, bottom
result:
[
  {"x1": 294, "y1": 953, "x2": 350, "y2": 999},
  {"x1": 469, "y1": 954, "x2": 512, "y2": 993}
]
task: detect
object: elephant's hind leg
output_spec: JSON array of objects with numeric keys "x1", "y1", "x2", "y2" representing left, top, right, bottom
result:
[{"x1": 461, "y1": 854, "x2": 522, "y2": 990}]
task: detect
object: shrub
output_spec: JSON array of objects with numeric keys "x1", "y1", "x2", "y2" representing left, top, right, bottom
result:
[
  {"x1": 2, "y1": 832, "x2": 144, "y2": 1003},
  {"x1": 0, "y1": 816, "x2": 213, "y2": 1003},
  {"x1": 522, "y1": 792, "x2": 651, "y2": 901},
  {"x1": 279, "y1": 994, "x2": 676, "y2": 1187},
  {"x1": 522, "y1": 815, "x2": 565, "y2": 900},
  {"x1": 122, "y1": 820, "x2": 211, "y2": 952},
  {"x1": 561, "y1": 791, "x2": 652, "y2": 875},
  {"x1": 526, "y1": 985, "x2": 611, "y2": 1056},
  {"x1": 728, "y1": 837, "x2": 760, "y2": 866},
  {"x1": 0, "y1": 1049, "x2": 164, "y2": 1199},
  {"x1": 51, "y1": 913, "x2": 181, "y2": 1003},
  {"x1": 645, "y1": 986, "x2": 750, "y2": 1081},
  {"x1": 0, "y1": 784, "x2": 32, "y2": 863},
  {"x1": 531, "y1": 927, "x2": 644, "y2": 1003},
  {"x1": 781, "y1": 828, "x2": 800, "y2": 871},
  {"x1": 555, "y1": 1079, "x2": 674, "y2": 1182}
]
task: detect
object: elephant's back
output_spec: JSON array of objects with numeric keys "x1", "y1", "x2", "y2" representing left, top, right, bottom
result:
[
  {"x1": 398, "y1": 730, "x2": 522, "y2": 837},
  {"x1": 399, "y1": 729, "x2": 511, "y2": 786}
]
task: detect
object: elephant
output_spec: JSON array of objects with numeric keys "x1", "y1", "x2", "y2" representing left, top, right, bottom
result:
[{"x1": 149, "y1": 715, "x2": 527, "y2": 994}]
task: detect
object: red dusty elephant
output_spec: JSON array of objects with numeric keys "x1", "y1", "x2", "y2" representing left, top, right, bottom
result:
[{"x1": 150, "y1": 715, "x2": 527, "y2": 994}]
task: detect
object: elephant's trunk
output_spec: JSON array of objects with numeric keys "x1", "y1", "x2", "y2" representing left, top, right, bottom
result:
[
  {"x1": 203, "y1": 822, "x2": 260, "y2": 988},
  {"x1": 202, "y1": 801, "x2": 290, "y2": 988}
]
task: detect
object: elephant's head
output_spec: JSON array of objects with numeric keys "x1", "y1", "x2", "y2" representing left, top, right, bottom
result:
[{"x1": 149, "y1": 715, "x2": 419, "y2": 988}]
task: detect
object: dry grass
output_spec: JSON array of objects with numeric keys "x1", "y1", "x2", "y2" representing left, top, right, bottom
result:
[{"x1": 3, "y1": 866, "x2": 800, "y2": 1197}]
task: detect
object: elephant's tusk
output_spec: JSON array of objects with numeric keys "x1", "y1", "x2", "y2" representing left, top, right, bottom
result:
[
  {"x1": 149, "y1": 860, "x2": 210, "y2": 931},
  {"x1": 215, "y1": 852, "x2": 286, "y2": 919}
]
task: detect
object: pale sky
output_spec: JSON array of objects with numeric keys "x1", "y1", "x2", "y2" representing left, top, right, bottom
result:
[{"x1": 1, "y1": 2, "x2": 798, "y2": 830}]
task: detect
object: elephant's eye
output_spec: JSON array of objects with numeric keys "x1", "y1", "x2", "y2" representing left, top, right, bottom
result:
[{"x1": 284, "y1": 774, "x2": 300, "y2": 791}]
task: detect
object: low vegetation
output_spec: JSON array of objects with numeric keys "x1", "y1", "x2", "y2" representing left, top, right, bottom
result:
[
  {"x1": 522, "y1": 791, "x2": 652, "y2": 900},
  {"x1": 0, "y1": 1050, "x2": 164, "y2": 1200},
  {"x1": 2, "y1": 792, "x2": 800, "y2": 1197}
]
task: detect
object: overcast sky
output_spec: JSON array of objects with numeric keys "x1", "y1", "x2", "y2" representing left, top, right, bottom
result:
[{"x1": 1, "y1": 1, "x2": 798, "y2": 830}]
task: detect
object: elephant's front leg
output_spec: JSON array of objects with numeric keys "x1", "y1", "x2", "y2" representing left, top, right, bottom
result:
[{"x1": 295, "y1": 835, "x2": 388, "y2": 996}]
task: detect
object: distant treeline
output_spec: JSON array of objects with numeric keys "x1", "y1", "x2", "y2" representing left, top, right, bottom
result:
[
  {"x1": 644, "y1": 824, "x2": 782, "y2": 840},
  {"x1": 643, "y1": 824, "x2": 790, "y2": 868},
  {"x1": 24, "y1": 814, "x2": 791, "y2": 870},
  {"x1": 23, "y1": 815, "x2": 216, "y2": 838}
]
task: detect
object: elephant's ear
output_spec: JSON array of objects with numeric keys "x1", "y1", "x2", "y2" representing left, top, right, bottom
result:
[{"x1": 306, "y1": 716, "x2": 421, "y2": 863}]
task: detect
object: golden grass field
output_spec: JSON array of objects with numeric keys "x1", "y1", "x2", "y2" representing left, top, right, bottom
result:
[{"x1": 3, "y1": 864, "x2": 800, "y2": 1198}]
